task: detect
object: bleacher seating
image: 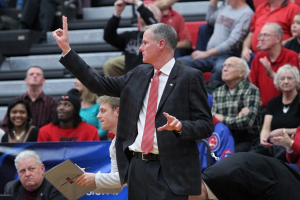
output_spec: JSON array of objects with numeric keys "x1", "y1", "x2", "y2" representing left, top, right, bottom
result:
[
  {"x1": 0, "y1": 78, "x2": 75, "y2": 122},
  {"x1": 0, "y1": 78, "x2": 75, "y2": 105},
  {"x1": 83, "y1": 1, "x2": 208, "y2": 23},
  {"x1": 91, "y1": 0, "x2": 206, "y2": 8},
  {"x1": 0, "y1": 107, "x2": 7, "y2": 123},
  {"x1": 0, "y1": 0, "x2": 212, "y2": 122},
  {"x1": 0, "y1": 52, "x2": 122, "y2": 80}
]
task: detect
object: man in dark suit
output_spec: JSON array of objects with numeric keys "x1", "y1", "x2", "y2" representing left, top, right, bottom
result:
[
  {"x1": 4, "y1": 150, "x2": 66, "y2": 200},
  {"x1": 53, "y1": 16, "x2": 213, "y2": 200},
  {"x1": 199, "y1": 152, "x2": 300, "y2": 200}
]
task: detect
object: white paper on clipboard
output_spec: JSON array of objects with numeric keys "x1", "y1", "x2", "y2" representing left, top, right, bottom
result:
[{"x1": 43, "y1": 159, "x2": 96, "y2": 200}]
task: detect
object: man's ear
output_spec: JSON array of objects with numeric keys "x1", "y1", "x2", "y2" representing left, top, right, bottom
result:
[
  {"x1": 41, "y1": 164, "x2": 45, "y2": 173},
  {"x1": 239, "y1": 70, "x2": 245, "y2": 78},
  {"x1": 116, "y1": 107, "x2": 120, "y2": 117},
  {"x1": 158, "y1": 39, "x2": 166, "y2": 50},
  {"x1": 276, "y1": 35, "x2": 282, "y2": 44}
]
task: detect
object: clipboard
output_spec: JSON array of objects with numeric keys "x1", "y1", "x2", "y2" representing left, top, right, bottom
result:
[{"x1": 43, "y1": 159, "x2": 96, "y2": 200}]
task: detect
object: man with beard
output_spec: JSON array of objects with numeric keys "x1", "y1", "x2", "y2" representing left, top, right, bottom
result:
[{"x1": 37, "y1": 89, "x2": 99, "y2": 141}]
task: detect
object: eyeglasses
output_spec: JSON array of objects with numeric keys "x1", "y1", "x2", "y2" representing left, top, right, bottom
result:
[
  {"x1": 257, "y1": 33, "x2": 277, "y2": 40},
  {"x1": 279, "y1": 76, "x2": 295, "y2": 81}
]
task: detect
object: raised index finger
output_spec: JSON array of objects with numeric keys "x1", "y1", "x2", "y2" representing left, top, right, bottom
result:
[{"x1": 63, "y1": 15, "x2": 68, "y2": 32}]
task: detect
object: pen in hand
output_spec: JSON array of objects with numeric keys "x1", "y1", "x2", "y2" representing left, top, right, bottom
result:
[{"x1": 75, "y1": 163, "x2": 91, "y2": 171}]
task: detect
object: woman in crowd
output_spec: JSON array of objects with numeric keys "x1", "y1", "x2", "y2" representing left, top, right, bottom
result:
[
  {"x1": 1, "y1": 99, "x2": 39, "y2": 142},
  {"x1": 256, "y1": 65, "x2": 300, "y2": 161},
  {"x1": 74, "y1": 70, "x2": 108, "y2": 140}
]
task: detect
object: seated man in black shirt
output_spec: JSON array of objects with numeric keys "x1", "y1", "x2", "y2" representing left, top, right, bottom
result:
[{"x1": 4, "y1": 150, "x2": 66, "y2": 199}]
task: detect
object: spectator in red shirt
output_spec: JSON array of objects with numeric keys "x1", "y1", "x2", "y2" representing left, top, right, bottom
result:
[
  {"x1": 154, "y1": 0, "x2": 178, "y2": 11},
  {"x1": 153, "y1": 0, "x2": 192, "y2": 57},
  {"x1": 242, "y1": 0, "x2": 300, "y2": 62},
  {"x1": 250, "y1": 22, "x2": 300, "y2": 108},
  {"x1": 38, "y1": 90, "x2": 99, "y2": 142}
]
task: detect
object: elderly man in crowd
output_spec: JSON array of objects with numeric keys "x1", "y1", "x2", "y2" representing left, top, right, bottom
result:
[
  {"x1": 242, "y1": 0, "x2": 300, "y2": 62},
  {"x1": 212, "y1": 57, "x2": 261, "y2": 152},
  {"x1": 4, "y1": 150, "x2": 66, "y2": 199},
  {"x1": 250, "y1": 23, "x2": 300, "y2": 109}
]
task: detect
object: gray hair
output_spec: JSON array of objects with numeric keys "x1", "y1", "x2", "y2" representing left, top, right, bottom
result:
[
  {"x1": 145, "y1": 23, "x2": 178, "y2": 51},
  {"x1": 264, "y1": 22, "x2": 283, "y2": 40},
  {"x1": 97, "y1": 96, "x2": 120, "y2": 111},
  {"x1": 238, "y1": 58, "x2": 250, "y2": 79},
  {"x1": 14, "y1": 150, "x2": 43, "y2": 170},
  {"x1": 273, "y1": 64, "x2": 300, "y2": 90}
]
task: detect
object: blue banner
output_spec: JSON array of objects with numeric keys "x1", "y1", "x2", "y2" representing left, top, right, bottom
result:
[
  {"x1": 0, "y1": 141, "x2": 127, "y2": 200},
  {"x1": 0, "y1": 141, "x2": 212, "y2": 199}
]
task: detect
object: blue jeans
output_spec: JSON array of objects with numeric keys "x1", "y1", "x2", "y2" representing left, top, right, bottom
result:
[
  {"x1": 286, "y1": 163, "x2": 300, "y2": 173},
  {"x1": 196, "y1": 24, "x2": 214, "y2": 51},
  {"x1": 177, "y1": 54, "x2": 230, "y2": 82},
  {"x1": 248, "y1": 53, "x2": 256, "y2": 68}
]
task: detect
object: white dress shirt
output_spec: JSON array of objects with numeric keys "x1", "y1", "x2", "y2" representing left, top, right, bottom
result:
[
  {"x1": 129, "y1": 58, "x2": 175, "y2": 154},
  {"x1": 93, "y1": 137, "x2": 124, "y2": 194}
]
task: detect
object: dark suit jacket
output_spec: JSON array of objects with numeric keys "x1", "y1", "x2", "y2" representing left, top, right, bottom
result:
[
  {"x1": 4, "y1": 179, "x2": 66, "y2": 200},
  {"x1": 60, "y1": 50, "x2": 213, "y2": 195},
  {"x1": 203, "y1": 152, "x2": 300, "y2": 200}
]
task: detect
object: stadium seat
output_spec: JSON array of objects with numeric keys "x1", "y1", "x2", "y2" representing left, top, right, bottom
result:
[
  {"x1": 185, "y1": 21, "x2": 211, "y2": 82},
  {"x1": 203, "y1": 72, "x2": 211, "y2": 82},
  {"x1": 185, "y1": 21, "x2": 207, "y2": 49}
]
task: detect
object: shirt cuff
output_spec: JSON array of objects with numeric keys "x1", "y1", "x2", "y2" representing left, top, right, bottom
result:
[
  {"x1": 61, "y1": 48, "x2": 72, "y2": 57},
  {"x1": 136, "y1": 1, "x2": 143, "y2": 7}
]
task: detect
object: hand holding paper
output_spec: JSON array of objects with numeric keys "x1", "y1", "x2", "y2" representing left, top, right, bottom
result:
[
  {"x1": 43, "y1": 159, "x2": 96, "y2": 200},
  {"x1": 76, "y1": 173, "x2": 96, "y2": 187}
]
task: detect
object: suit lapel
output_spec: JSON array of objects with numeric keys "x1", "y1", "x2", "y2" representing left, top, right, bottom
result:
[
  {"x1": 136, "y1": 66, "x2": 154, "y2": 113},
  {"x1": 157, "y1": 61, "x2": 179, "y2": 113}
]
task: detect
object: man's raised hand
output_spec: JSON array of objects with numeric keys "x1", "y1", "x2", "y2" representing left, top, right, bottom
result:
[{"x1": 52, "y1": 16, "x2": 71, "y2": 54}]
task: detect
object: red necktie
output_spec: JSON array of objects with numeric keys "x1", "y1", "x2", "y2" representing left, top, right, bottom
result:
[{"x1": 141, "y1": 70, "x2": 161, "y2": 154}]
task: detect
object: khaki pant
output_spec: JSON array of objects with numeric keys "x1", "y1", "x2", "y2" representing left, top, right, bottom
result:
[{"x1": 103, "y1": 55, "x2": 125, "y2": 77}]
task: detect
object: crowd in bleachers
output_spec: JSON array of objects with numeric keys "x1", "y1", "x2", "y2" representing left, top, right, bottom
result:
[{"x1": 2, "y1": 0, "x2": 300, "y2": 198}]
